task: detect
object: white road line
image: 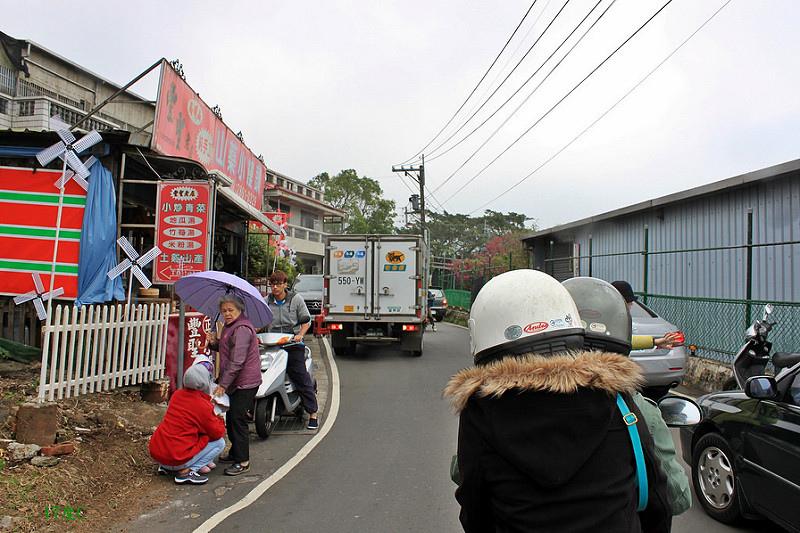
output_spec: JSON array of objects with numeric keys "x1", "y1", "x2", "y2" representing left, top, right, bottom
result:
[{"x1": 194, "y1": 339, "x2": 341, "y2": 533}]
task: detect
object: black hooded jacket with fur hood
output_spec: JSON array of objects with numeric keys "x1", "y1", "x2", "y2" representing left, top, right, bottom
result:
[{"x1": 444, "y1": 350, "x2": 672, "y2": 533}]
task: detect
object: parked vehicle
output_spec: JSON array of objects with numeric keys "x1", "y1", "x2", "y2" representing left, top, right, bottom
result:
[
  {"x1": 253, "y1": 332, "x2": 315, "y2": 439},
  {"x1": 323, "y1": 234, "x2": 426, "y2": 357},
  {"x1": 629, "y1": 300, "x2": 687, "y2": 399},
  {"x1": 680, "y1": 304, "x2": 800, "y2": 531},
  {"x1": 293, "y1": 274, "x2": 324, "y2": 315},
  {"x1": 428, "y1": 286, "x2": 447, "y2": 322}
]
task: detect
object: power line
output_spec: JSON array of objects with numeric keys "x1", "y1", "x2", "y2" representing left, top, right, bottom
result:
[
  {"x1": 424, "y1": 0, "x2": 574, "y2": 164},
  {"x1": 468, "y1": 0, "x2": 733, "y2": 215},
  {"x1": 443, "y1": 0, "x2": 675, "y2": 206},
  {"x1": 398, "y1": 1, "x2": 539, "y2": 166},
  {"x1": 431, "y1": 0, "x2": 610, "y2": 196}
]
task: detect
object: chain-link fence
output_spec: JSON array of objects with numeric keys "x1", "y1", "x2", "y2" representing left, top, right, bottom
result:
[{"x1": 643, "y1": 295, "x2": 799, "y2": 364}]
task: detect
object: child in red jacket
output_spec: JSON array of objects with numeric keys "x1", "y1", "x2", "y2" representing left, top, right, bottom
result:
[{"x1": 149, "y1": 364, "x2": 226, "y2": 484}]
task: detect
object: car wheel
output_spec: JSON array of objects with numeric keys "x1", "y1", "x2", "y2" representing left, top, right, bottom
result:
[
  {"x1": 722, "y1": 377, "x2": 739, "y2": 391},
  {"x1": 692, "y1": 433, "x2": 742, "y2": 524},
  {"x1": 642, "y1": 386, "x2": 670, "y2": 401},
  {"x1": 435, "y1": 315, "x2": 444, "y2": 322}
]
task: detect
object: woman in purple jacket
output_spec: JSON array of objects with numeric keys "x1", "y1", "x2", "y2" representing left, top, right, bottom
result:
[{"x1": 205, "y1": 294, "x2": 261, "y2": 476}]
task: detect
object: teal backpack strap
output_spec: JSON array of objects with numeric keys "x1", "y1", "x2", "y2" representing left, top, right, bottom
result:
[{"x1": 616, "y1": 393, "x2": 648, "y2": 511}]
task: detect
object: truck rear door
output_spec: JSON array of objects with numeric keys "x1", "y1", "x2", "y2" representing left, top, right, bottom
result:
[{"x1": 373, "y1": 237, "x2": 419, "y2": 319}]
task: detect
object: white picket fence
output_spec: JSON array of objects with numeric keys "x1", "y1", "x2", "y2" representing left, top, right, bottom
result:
[{"x1": 38, "y1": 303, "x2": 170, "y2": 402}]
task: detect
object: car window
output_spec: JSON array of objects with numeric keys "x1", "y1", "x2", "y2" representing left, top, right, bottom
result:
[
  {"x1": 430, "y1": 289, "x2": 444, "y2": 298},
  {"x1": 293, "y1": 276, "x2": 323, "y2": 291},
  {"x1": 630, "y1": 301, "x2": 659, "y2": 319}
]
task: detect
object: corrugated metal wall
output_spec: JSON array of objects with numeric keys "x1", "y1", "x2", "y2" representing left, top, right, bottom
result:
[{"x1": 529, "y1": 172, "x2": 800, "y2": 303}]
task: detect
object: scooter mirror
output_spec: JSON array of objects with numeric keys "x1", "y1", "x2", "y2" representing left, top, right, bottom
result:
[{"x1": 657, "y1": 396, "x2": 702, "y2": 427}]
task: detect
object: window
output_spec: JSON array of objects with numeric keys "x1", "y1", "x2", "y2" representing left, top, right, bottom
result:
[
  {"x1": 0, "y1": 97, "x2": 7, "y2": 114},
  {"x1": 18, "y1": 100, "x2": 35, "y2": 116},
  {"x1": 300, "y1": 210, "x2": 318, "y2": 229},
  {"x1": 276, "y1": 178, "x2": 284, "y2": 188}
]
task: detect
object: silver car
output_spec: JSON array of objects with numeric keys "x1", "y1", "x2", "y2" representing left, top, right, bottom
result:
[
  {"x1": 629, "y1": 300, "x2": 687, "y2": 399},
  {"x1": 293, "y1": 274, "x2": 324, "y2": 315}
]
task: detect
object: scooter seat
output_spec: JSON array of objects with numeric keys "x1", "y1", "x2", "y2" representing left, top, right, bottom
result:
[{"x1": 773, "y1": 351, "x2": 800, "y2": 373}]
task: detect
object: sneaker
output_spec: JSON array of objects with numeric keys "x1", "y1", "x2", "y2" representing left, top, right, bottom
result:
[
  {"x1": 174, "y1": 470, "x2": 208, "y2": 484},
  {"x1": 198, "y1": 465, "x2": 211, "y2": 474},
  {"x1": 217, "y1": 454, "x2": 235, "y2": 463},
  {"x1": 157, "y1": 466, "x2": 169, "y2": 476},
  {"x1": 206, "y1": 461, "x2": 217, "y2": 470},
  {"x1": 307, "y1": 417, "x2": 319, "y2": 430},
  {"x1": 224, "y1": 463, "x2": 250, "y2": 476}
]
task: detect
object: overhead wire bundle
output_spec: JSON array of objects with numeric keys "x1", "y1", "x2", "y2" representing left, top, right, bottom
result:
[{"x1": 396, "y1": 0, "x2": 732, "y2": 217}]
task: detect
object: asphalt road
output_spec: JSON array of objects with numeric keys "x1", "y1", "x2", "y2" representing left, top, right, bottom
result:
[{"x1": 209, "y1": 322, "x2": 468, "y2": 532}]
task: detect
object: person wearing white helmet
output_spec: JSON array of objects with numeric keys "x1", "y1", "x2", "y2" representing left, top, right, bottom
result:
[
  {"x1": 563, "y1": 276, "x2": 691, "y2": 516},
  {"x1": 444, "y1": 270, "x2": 671, "y2": 533}
]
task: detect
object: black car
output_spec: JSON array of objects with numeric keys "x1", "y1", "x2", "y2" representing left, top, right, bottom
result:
[{"x1": 679, "y1": 355, "x2": 800, "y2": 532}]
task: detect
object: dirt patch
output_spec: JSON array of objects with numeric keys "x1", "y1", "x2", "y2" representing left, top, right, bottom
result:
[{"x1": 0, "y1": 359, "x2": 171, "y2": 532}]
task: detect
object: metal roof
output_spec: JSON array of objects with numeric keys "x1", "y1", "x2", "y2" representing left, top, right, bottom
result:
[{"x1": 521, "y1": 157, "x2": 800, "y2": 240}]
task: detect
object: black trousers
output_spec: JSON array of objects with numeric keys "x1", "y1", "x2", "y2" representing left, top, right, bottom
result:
[
  {"x1": 285, "y1": 344, "x2": 318, "y2": 414},
  {"x1": 226, "y1": 386, "x2": 257, "y2": 463}
]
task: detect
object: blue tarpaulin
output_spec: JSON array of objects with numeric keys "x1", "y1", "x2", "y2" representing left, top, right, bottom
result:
[{"x1": 74, "y1": 163, "x2": 125, "y2": 306}]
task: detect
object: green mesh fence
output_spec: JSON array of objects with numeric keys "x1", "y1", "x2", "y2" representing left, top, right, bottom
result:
[
  {"x1": 444, "y1": 289, "x2": 472, "y2": 312},
  {"x1": 637, "y1": 295, "x2": 799, "y2": 364}
]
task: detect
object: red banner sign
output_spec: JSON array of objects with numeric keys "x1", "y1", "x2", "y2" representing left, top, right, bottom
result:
[
  {"x1": 152, "y1": 61, "x2": 266, "y2": 210},
  {"x1": 0, "y1": 166, "x2": 85, "y2": 298},
  {"x1": 154, "y1": 182, "x2": 211, "y2": 284}
]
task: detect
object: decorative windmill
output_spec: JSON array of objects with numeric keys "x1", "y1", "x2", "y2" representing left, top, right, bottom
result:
[
  {"x1": 36, "y1": 116, "x2": 102, "y2": 184},
  {"x1": 13, "y1": 273, "x2": 65, "y2": 321},
  {"x1": 106, "y1": 236, "x2": 161, "y2": 307},
  {"x1": 35, "y1": 116, "x2": 103, "y2": 322},
  {"x1": 54, "y1": 155, "x2": 98, "y2": 191}
]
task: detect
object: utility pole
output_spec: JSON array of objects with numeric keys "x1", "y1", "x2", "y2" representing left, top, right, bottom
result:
[{"x1": 392, "y1": 155, "x2": 425, "y2": 238}]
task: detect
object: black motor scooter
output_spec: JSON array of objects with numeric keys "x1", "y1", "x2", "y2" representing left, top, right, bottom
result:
[{"x1": 724, "y1": 304, "x2": 800, "y2": 390}]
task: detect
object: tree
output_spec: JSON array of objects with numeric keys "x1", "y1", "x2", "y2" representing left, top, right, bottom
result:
[
  {"x1": 309, "y1": 169, "x2": 397, "y2": 234},
  {"x1": 426, "y1": 209, "x2": 536, "y2": 259},
  {"x1": 247, "y1": 233, "x2": 304, "y2": 281},
  {"x1": 446, "y1": 231, "x2": 530, "y2": 289}
]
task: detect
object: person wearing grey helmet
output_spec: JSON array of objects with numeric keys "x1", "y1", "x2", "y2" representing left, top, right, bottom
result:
[{"x1": 564, "y1": 276, "x2": 691, "y2": 516}]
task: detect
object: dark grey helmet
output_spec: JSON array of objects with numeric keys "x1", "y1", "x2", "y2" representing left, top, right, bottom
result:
[{"x1": 562, "y1": 277, "x2": 632, "y2": 356}]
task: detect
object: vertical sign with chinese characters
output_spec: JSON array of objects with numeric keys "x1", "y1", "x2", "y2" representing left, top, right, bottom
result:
[
  {"x1": 165, "y1": 312, "x2": 214, "y2": 394},
  {"x1": 154, "y1": 182, "x2": 211, "y2": 284}
]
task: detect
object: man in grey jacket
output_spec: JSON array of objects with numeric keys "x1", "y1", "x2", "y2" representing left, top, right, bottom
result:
[{"x1": 267, "y1": 270, "x2": 318, "y2": 429}]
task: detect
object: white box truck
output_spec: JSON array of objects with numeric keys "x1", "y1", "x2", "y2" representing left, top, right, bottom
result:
[{"x1": 323, "y1": 234, "x2": 426, "y2": 357}]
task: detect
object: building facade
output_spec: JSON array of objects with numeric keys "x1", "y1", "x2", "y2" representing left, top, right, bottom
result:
[
  {"x1": 263, "y1": 168, "x2": 344, "y2": 274},
  {"x1": 0, "y1": 31, "x2": 340, "y2": 343}
]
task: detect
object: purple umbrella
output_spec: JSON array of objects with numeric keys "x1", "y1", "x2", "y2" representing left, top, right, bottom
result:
[{"x1": 174, "y1": 271, "x2": 273, "y2": 329}]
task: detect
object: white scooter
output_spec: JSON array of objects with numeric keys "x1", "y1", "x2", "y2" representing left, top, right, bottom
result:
[{"x1": 253, "y1": 332, "x2": 315, "y2": 439}]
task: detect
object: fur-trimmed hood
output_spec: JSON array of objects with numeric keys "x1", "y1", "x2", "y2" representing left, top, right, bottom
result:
[{"x1": 444, "y1": 350, "x2": 643, "y2": 412}]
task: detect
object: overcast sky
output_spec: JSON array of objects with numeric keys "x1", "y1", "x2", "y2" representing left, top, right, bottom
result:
[{"x1": 7, "y1": 0, "x2": 800, "y2": 229}]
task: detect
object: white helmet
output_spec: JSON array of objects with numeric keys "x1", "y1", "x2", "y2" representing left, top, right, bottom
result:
[
  {"x1": 562, "y1": 277, "x2": 632, "y2": 356},
  {"x1": 469, "y1": 269, "x2": 584, "y2": 365}
]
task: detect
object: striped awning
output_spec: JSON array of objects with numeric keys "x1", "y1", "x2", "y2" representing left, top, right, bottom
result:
[{"x1": 0, "y1": 166, "x2": 86, "y2": 298}]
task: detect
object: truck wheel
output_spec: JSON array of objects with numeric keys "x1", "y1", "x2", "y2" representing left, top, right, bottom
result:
[
  {"x1": 405, "y1": 333, "x2": 423, "y2": 357},
  {"x1": 334, "y1": 342, "x2": 354, "y2": 357},
  {"x1": 255, "y1": 396, "x2": 277, "y2": 439}
]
